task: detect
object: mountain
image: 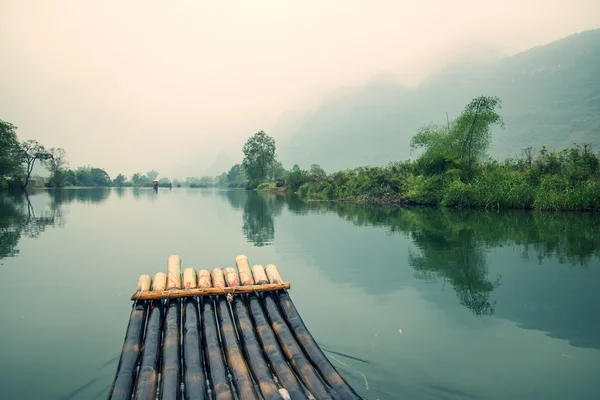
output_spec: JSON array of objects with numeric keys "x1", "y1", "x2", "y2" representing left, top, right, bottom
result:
[
  {"x1": 276, "y1": 29, "x2": 600, "y2": 172},
  {"x1": 203, "y1": 151, "x2": 237, "y2": 177}
]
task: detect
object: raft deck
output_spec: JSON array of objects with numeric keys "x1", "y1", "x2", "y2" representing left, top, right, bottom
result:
[{"x1": 109, "y1": 255, "x2": 359, "y2": 400}]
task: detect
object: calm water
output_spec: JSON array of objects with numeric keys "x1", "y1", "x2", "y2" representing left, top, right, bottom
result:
[{"x1": 1, "y1": 188, "x2": 599, "y2": 399}]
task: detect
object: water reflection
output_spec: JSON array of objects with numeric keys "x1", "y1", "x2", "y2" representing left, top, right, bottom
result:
[
  {"x1": 232, "y1": 194, "x2": 599, "y2": 320},
  {"x1": 220, "y1": 190, "x2": 285, "y2": 246},
  {"x1": 48, "y1": 188, "x2": 111, "y2": 205},
  {"x1": 219, "y1": 189, "x2": 246, "y2": 210},
  {"x1": 310, "y1": 203, "x2": 600, "y2": 267},
  {"x1": 131, "y1": 187, "x2": 158, "y2": 201},
  {"x1": 0, "y1": 188, "x2": 116, "y2": 263},
  {"x1": 409, "y1": 227, "x2": 499, "y2": 316},
  {"x1": 0, "y1": 193, "x2": 63, "y2": 261},
  {"x1": 242, "y1": 192, "x2": 284, "y2": 246}
]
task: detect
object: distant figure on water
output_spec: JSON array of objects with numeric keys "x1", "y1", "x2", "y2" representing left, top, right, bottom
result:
[{"x1": 152, "y1": 180, "x2": 159, "y2": 191}]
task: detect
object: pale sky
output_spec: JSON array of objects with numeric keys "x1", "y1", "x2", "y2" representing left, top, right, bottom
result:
[{"x1": 1, "y1": 0, "x2": 598, "y2": 178}]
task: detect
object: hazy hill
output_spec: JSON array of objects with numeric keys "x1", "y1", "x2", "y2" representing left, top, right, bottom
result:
[{"x1": 276, "y1": 29, "x2": 600, "y2": 172}]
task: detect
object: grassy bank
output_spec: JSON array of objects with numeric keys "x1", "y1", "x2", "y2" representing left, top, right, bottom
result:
[{"x1": 282, "y1": 145, "x2": 600, "y2": 211}]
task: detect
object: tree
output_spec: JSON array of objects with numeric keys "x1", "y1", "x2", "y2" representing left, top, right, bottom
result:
[
  {"x1": 45, "y1": 148, "x2": 68, "y2": 187},
  {"x1": 21, "y1": 140, "x2": 51, "y2": 189},
  {"x1": 242, "y1": 130, "x2": 276, "y2": 187},
  {"x1": 75, "y1": 167, "x2": 94, "y2": 186},
  {"x1": 146, "y1": 170, "x2": 159, "y2": 181},
  {"x1": 227, "y1": 164, "x2": 243, "y2": 182},
  {"x1": 453, "y1": 96, "x2": 504, "y2": 173},
  {"x1": 269, "y1": 160, "x2": 287, "y2": 180},
  {"x1": 113, "y1": 173, "x2": 127, "y2": 187},
  {"x1": 199, "y1": 176, "x2": 213, "y2": 186},
  {"x1": 309, "y1": 164, "x2": 326, "y2": 179},
  {"x1": 0, "y1": 120, "x2": 23, "y2": 185},
  {"x1": 132, "y1": 172, "x2": 149, "y2": 186},
  {"x1": 522, "y1": 147, "x2": 535, "y2": 169},
  {"x1": 214, "y1": 173, "x2": 228, "y2": 187},
  {"x1": 158, "y1": 177, "x2": 171, "y2": 187},
  {"x1": 411, "y1": 96, "x2": 504, "y2": 177},
  {"x1": 90, "y1": 168, "x2": 111, "y2": 186}
]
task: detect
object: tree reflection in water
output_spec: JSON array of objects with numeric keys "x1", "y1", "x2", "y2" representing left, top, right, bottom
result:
[
  {"x1": 0, "y1": 188, "x2": 111, "y2": 262},
  {"x1": 282, "y1": 200, "x2": 599, "y2": 316}
]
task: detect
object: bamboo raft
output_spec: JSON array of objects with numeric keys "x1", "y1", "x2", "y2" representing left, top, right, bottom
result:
[{"x1": 109, "y1": 255, "x2": 359, "y2": 400}]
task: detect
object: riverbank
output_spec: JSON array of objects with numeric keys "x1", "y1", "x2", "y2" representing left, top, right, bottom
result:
[{"x1": 261, "y1": 145, "x2": 600, "y2": 211}]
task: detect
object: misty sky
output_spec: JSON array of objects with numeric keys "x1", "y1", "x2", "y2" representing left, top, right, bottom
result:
[{"x1": 1, "y1": 1, "x2": 598, "y2": 179}]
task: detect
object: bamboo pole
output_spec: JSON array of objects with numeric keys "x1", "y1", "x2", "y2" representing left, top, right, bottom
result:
[
  {"x1": 235, "y1": 255, "x2": 254, "y2": 286},
  {"x1": 183, "y1": 268, "x2": 196, "y2": 289},
  {"x1": 134, "y1": 273, "x2": 167, "y2": 400},
  {"x1": 248, "y1": 265, "x2": 307, "y2": 399},
  {"x1": 201, "y1": 271, "x2": 233, "y2": 400},
  {"x1": 224, "y1": 268, "x2": 281, "y2": 400},
  {"x1": 215, "y1": 268, "x2": 259, "y2": 400},
  {"x1": 267, "y1": 265, "x2": 359, "y2": 399},
  {"x1": 161, "y1": 258, "x2": 182, "y2": 400},
  {"x1": 263, "y1": 292, "x2": 333, "y2": 399},
  {"x1": 251, "y1": 265, "x2": 269, "y2": 285},
  {"x1": 167, "y1": 255, "x2": 182, "y2": 289},
  {"x1": 182, "y1": 268, "x2": 207, "y2": 399},
  {"x1": 256, "y1": 266, "x2": 334, "y2": 399},
  {"x1": 197, "y1": 269, "x2": 212, "y2": 288},
  {"x1": 129, "y1": 283, "x2": 291, "y2": 301},
  {"x1": 109, "y1": 275, "x2": 151, "y2": 400}
]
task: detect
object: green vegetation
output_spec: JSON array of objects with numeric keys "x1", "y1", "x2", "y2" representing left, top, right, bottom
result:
[
  {"x1": 276, "y1": 96, "x2": 600, "y2": 211},
  {"x1": 1, "y1": 119, "x2": 197, "y2": 189},
  {"x1": 1, "y1": 120, "x2": 66, "y2": 191},
  {"x1": 241, "y1": 130, "x2": 285, "y2": 188}
]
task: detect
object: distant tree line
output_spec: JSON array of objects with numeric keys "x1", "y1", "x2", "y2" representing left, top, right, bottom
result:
[{"x1": 218, "y1": 96, "x2": 600, "y2": 211}]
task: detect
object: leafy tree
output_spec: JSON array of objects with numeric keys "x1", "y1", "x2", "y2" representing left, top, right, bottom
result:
[
  {"x1": 113, "y1": 173, "x2": 127, "y2": 187},
  {"x1": 411, "y1": 96, "x2": 504, "y2": 177},
  {"x1": 131, "y1": 172, "x2": 149, "y2": 186},
  {"x1": 21, "y1": 140, "x2": 51, "y2": 189},
  {"x1": 522, "y1": 147, "x2": 535, "y2": 169},
  {"x1": 269, "y1": 160, "x2": 287, "y2": 180},
  {"x1": 185, "y1": 177, "x2": 199, "y2": 187},
  {"x1": 214, "y1": 173, "x2": 228, "y2": 187},
  {"x1": 158, "y1": 177, "x2": 171, "y2": 186},
  {"x1": 222, "y1": 164, "x2": 247, "y2": 187},
  {"x1": 146, "y1": 170, "x2": 159, "y2": 181},
  {"x1": 46, "y1": 148, "x2": 68, "y2": 187},
  {"x1": 242, "y1": 130, "x2": 276, "y2": 187},
  {"x1": 90, "y1": 168, "x2": 110, "y2": 186},
  {"x1": 309, "y1": 164, "x2": 326, "y2": 179},
  {"x1": 199, "y1": 176, "x2": 213, "y2": 186},
  {"x1": 0, "y1": 120, "x2": 24, "y2": 184},
  {"x1": 453, "y1": 96, "x2": 504, "y2": 172},
  {"x1": 227, "y1": 164, "x2": 244, "y2": 182}
]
